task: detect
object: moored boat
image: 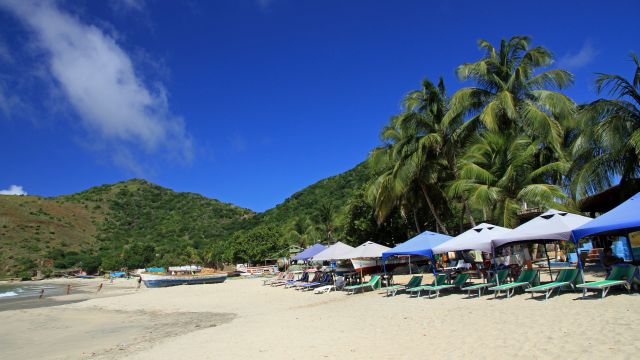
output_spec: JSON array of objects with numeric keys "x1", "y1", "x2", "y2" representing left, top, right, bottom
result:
[
  {"x1": 140, "y1": 271, "x2": 227, "y2": 288},
  {"x1": 350, "y1": 257, "x2": 414, "y2": 275}
]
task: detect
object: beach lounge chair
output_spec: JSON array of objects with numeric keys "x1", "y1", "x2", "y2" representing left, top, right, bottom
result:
[
  {"x1": 577, "y1": 265, "x2": 637, "y2": 299},
  {"x1": 524, "y1": 268, "x2": 580, "y2": 300},
  {"x1": 407, "y1": 274, "x2": 447, "y2": 297},
  {"x1": 419, "y1": 273, "x2": 470, "y2": 299},
  {"x1": 488, "y1": 269, "x2": 539, "y2": 299},
  {"x1": 298, "y1": 272, "x2": 332, "y2": 291},
  {"x1": 262, "y1": 272, "x2": 286, "y2": 286},
  {"x1": 314, "y1": 275, "x2": 345, "y2": 294},
  {"x1": 269, "y1": 272, "x2": 295, "y2": 286},
  {"x1": 343, "y1": 275, "x2": 381, "y2": 295},
  {"x1": 462, "y1": 269, "x2": 509, "y2": 299},
  {"x1": 384, "y1": 275, "x2": 423, "y2": 297},
  {"x1": 284, "y1": 271, "x2": 312, "y2": 288},
  {"x1": 443, "y1": 260, "x2": 471, "y2": 272}
]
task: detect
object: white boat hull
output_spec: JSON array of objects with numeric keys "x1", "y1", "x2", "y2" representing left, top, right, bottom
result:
[
  {"x1": 350, "y1": 258, "x2": 406, "y2": 274},
  {"x1": 140, "y1": 272, "x2": 227, "y2": 288}
]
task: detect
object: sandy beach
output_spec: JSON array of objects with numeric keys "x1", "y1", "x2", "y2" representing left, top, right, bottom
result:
[{"x1": 1, "y1": 274, "x2": 638, "y2": 360}]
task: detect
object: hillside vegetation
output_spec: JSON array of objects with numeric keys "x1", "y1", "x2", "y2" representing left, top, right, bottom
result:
[
  {"x1": 0, "y1": 179, "x2": 255, "y2": 278},
  {"x1": 0, "y1": 165, "x2": 380, "y2": 278}
]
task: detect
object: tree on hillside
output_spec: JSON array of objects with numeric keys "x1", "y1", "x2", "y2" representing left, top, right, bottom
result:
[{"x1": 313, "y1": 202, "x2": 336, "y2": 243}]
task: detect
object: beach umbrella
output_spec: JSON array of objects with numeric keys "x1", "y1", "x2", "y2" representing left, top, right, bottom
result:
[
  {"x1": 572, "y1": 192, "x2": 640, "y2": 264},
  {"x1": 311, "y1": 241, "x2": 355, "y2": 261},
  {"x1": 572, "y1": 192, "x2": 640, "y2": 241},
  {"x1": 432, "y1": 223, "x2": 511, "y2": 254},
  {"x1": 344, "y1": 241, "x2": 390, "y2": 259},
  {"x1": 492, "y1": 209, "x2": 593, "y2": 280},
  {"x1": 291, "y1": 243, "x2": 327, "y2": 261},
  {"x1": 382, "y1": 230, "x2": 452, "y2": 274},
  {"x1": 492, "y1": 209, "x2": 592, "y2": 247}
]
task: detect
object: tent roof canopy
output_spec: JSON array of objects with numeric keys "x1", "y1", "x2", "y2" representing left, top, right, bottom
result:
[
  {"x1": 311, "y1": 241, "x2": 355, "y2": 261},
  {"x1": 572, "y1": 192, "x2": 640, "y2": 241},
  {"x1": 432, "y1": 223, "x2": 511, "y2": 254},
  {"x1": 382, "y1": 230, "x2": 452, "y2": 262},
  {"x1": 492, "y1": 209, "x2": 592, "y2": 248},
  {"x1": 291, "y1": 243, "x2": 327, "y2": 261},
  {"x1": 344, "y1": 241, "x2": 390, "y2": 259}
]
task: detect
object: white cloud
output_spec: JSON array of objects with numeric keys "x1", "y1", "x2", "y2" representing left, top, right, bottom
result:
[
  {"x1": 0, "y1": 185, "x2": 27, "y2": 195},
  {"x1": 0, "y1": 0, "x2": 193, "y2": 168},
  {"x1": 557, "y1": 41, "x2": 598, "y2": 69}
]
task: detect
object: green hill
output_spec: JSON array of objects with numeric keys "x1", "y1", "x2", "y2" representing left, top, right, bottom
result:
[
  {"x1": 0, "y1": 163, "x2": 376, "y2": 278},
  {"x1": 0, "y1": 179, "x2": 254, "y2": 278},
  {"x1": 254, "y1": 162, "x2": 372, "y2": 230}
]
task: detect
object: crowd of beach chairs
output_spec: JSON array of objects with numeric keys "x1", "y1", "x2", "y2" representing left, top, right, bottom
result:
[{"x1": 261, "y1": 264, "x2": 639, "y2": 300}]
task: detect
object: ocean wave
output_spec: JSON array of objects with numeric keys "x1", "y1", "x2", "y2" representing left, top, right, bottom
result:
[{"x1": 0, "y1": 291, "x2": 19, "y2": 298}]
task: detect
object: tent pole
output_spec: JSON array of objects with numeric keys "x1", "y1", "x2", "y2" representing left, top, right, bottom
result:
[
  {"x1": 572, "y1": 235, "x2": 585, "y2": 284},
  {"x1": 543, "y1": 242, "x2": 553, "y2": 281},
  {"x1": 408, "y1": 255, "x2": 412, "y2": 275},
  {"x1": 429, "y1": 253, "x2": 437, "y2": 276},
  {"x1": 491, "y1": 245, "x2": 499, "y2": 285},
  {"x1": 625, "y1": 233, "x2": 636, "y2": 265}
]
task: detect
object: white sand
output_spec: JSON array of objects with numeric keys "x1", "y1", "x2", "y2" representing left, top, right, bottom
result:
[{"x1": 1, "y1": 275, "x2": 639, "y2": 359}]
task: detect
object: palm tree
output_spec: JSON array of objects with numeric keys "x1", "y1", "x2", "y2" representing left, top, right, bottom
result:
[
  {"x1": 368, "y1": 78, "x2": 470, "y2": 234},
  {"x1": 445, "y1": 36, "x2": 575, "y2": 154},
  {"x1": 449, "y1": 132, "x2": 569, "y2": 227},
  {"x1": 570, "y1": 53, "x2": 640, "y2": 198},
  {"x1": 313, "y1": 202, "x2": 335, "y2": 243}
]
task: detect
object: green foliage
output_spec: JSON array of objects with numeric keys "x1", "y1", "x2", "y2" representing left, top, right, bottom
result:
[
  {"x1": 208, "y1": 226, "x2": 287, "y2": 264},
  {"x1": 342, "y1": 187, "x2": 411, "y2": 247}
]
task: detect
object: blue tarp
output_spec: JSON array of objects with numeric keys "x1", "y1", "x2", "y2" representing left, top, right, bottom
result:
[
  {"x1": 381, "y1": 230, "x2": 452, "y2": 270},
  {"x1": 110, "y1": 271, "x2": 126, "y2": 278},
  {"x1": 145, "y1": 267, "x2": 165, "y2": 273},
  {"x1": 291, "y1": 243, "x2": 327, "y2": 261},
  {"x1": 572, "y1": 192, "x2": 640, "y2": 241}
]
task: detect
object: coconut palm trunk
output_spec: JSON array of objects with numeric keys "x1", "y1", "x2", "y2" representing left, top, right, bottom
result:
[{"x1": 419, "y1": 183, "x2": 449, "y2": 234}]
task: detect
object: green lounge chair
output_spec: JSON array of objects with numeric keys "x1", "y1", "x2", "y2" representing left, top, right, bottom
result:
[
  {"x1": 524, "y1": 268, "x2": 580, "y2": 300},
  {"x1": 577, "y1": 265, "x2": 637, "y2": 299},
  {"x1": 384, "y1": 275, "x2": 423, "y2": 297},
  {"x1": 462, "y1": 269, "x2": 509, "y2": 299},
  {"x1": 407, "y1": 274, "x2": 447, "y2": 297},
  {"x1": 488, "y1": 269, "x2": 539, "y2": 299},
  {"x1": 420, "y1": 273, "x2": 470, "y2": 298},
  {"x1": 344, "y1": 275, "x2": 381, "y2": 295}
]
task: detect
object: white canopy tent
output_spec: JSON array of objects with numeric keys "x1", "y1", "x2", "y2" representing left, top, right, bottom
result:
[
  {"x1": 311, "y1": 241, "x2": 355, "y2": 261},
  {"x1": 492, "y1": 209, "x2": 593, "y2": 248},
  {"x1": 344, "y1": 241, "x2": 390, "y2": 259},
  {"x1": 432, "y1": 223, "x2": 511, "y2": 254}
]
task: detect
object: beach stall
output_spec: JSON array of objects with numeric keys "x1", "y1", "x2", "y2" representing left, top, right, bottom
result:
[
  {"x1": 291, "y1": 243, "x2": 327, "y2": 261},
  {"x1": 432, "y1": 223, "x2": 511, "y2": 254},
  {"x1": 572, "y1": 192, "x2": 640, "y2": 263},
  {"x1": 491, "y1": 209, "x2": 593, "y2": 280},
  {"x1": 381, "y1": 230, "x2": 452, "y2": 275},
  {"x1": 311, "y1": 241, "x2": 355, "y2": 261}
]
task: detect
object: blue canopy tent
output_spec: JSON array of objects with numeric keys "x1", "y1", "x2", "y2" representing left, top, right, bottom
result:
[
  {"x1": 572, "y1": 192, "x2": 640, "y2": 265},
  {"x1": 381, "y1": 231, "x2": 452, "y2": 274},
  {"x1": 291, "y1": 243, "x2": 327, "y2": 261}
]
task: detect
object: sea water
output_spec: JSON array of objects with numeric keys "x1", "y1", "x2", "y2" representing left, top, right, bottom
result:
[{"x1": 0, "y1": 283, "x2": 69, "y2": 300}]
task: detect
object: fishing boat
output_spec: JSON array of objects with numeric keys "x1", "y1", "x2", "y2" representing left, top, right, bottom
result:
[
  {"x1": 140, "y1": 268, "x2": 227, "y2": 288},
  {"x1": 350, "y1": 257, "x2": 407, "y2": 275}
]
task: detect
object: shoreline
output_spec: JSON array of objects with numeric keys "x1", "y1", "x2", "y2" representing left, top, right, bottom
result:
[{"x1": 1, "y1": 275, "x2": 639, "y2": 359}]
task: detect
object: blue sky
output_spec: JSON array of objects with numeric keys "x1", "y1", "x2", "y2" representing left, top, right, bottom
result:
[{"x1": 0, "y1": 0, "x2": 638, "y2": 211}]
